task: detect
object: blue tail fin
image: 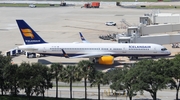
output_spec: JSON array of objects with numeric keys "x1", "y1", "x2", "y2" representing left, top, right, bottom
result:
[
  {"x1": 79, "y1": 32, "x2": 89, "y2": 43},
  {"x1": 79, "y1": 32, "x2": 86, "y2": 41},
  {"x1": 16, "y1": 20, "x2": 46, "y2": 45}
]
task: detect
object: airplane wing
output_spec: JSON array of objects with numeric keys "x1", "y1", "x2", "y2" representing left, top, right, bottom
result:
[
  {"x1": 79, "y1": 32, "x2": 90, "y2": 43},
  {"x1": 70, "y1": 52, "x2": 113, "y2": 58},
  {"x1": 61, "y1": 49, "x2": 112, "y2": 58}
]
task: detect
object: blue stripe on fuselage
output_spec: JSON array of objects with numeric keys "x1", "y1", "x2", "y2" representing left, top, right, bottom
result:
[{"x1": 39, "y1": 53, "x2": 170, "y2": 57}]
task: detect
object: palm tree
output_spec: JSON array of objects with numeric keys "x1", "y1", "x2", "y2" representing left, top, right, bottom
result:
[
  {"x1": 43, "y1": 67, "x2": 53, "y2": 98},
  {"x1": 61, "y1": 65, "x2": 81, "y2": 99},
  {"x1": 77, "y1": 60, "x2": 95, "y2": 100},
  {"x1": 89, "y1": 71, "x2": 108, "y2": 100},
  {"x1": 50, "y1": 63, "x2": 63, "y2": 99}
]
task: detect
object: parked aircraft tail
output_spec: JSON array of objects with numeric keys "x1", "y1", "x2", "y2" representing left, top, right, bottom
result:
[
  {"x1": 79, "y1": 32, "x2": 89, "y2": 43},
  {"x1": 16, "y1": 20, "x2": 46, "y2": 45}
]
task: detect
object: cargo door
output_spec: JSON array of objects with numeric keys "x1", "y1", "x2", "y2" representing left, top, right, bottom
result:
[
  {"x1": 153, "y1": 47, "x2": 157, "y2": 53},
  {"x1": 122, "y1": 47, "x2": 126, "y2": 53}
]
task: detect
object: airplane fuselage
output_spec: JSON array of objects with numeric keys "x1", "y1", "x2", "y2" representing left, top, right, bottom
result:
[{"x1": 18, "y1": 43, "x2": 171, "y2": 57}]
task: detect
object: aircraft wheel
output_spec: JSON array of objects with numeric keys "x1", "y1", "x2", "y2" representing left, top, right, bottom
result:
[
  {"x1": 93, "y1": 58, "x2": 97, "y2": 63},
  {"x1": 151, "y1": 56, "x2": 156, "y2": 58},
  {"x1": 129, "y1": 56, "x2": 135, "y2": 60},
  {"x1": 27, "y1": 55, "x2": 29, "y2": 58},
  {"x1": 33, "y1": 53, "x2": 36, "y2": 58},
  {"x1": 135, "y1": 57, "x2": 138, "y2": 59}
]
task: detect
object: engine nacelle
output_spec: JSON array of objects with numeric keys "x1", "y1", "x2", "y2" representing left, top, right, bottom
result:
[{"x1": 98, "y1": 56, "x2": 114, "y2": 65}]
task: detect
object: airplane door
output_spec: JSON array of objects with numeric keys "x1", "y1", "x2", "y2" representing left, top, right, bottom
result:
[
  {"x1": 43, "y1": 47, "x2": 46, "y2": 52},
  {"x1": 122, "y1": 47, "x2": 126, "y2": 53},
  {"x1": 154, "y1": 47, "x2": 157, "y2": 53}
]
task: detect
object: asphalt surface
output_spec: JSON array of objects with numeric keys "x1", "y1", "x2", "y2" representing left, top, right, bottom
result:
[{"x1": 0, "y1": 2, "x2": 180, "y2": 100}]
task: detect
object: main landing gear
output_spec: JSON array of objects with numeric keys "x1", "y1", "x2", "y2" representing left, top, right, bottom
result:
[
  {"x1": 89, "y1": 57, "x2": 97, "y2": 63},
  {"x1": 128, "y1": 56, "x2": 138, "y2": 60}
]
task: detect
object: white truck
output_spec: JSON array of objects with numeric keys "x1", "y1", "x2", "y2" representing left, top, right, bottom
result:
[{"x1": 29, "y1": 4, "x2": 36, "y2": 8}]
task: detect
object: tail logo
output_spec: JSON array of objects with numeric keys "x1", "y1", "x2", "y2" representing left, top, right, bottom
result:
[
  {"x1": 64, "y1": 54, "x2": 69, "y2": 58},
  {"x1": 21, "y1": 29, "x2": 34, "y2": 39}
]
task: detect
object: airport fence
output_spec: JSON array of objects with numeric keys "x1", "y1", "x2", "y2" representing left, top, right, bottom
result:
[
  {"x1": 44, "y1": 90, "x2": 129, "y2": 100},
  {"x1": 16, "y1": 89, "x2": 130, "y2": 100}
]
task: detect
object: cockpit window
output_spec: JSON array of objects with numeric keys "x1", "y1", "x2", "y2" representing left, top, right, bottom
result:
[{"x1": 161, "y1": 48, "x2": 167, "y2": 51}]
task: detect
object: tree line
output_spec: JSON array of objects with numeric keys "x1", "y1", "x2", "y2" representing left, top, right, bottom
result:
[
  {"x1": 0, "y1": 52, "x2": 99, "y2": 100},
  {"x1": 1, "y1": 51, "x2": 180, "y2": 100},
  {"x1": 106, "y1": 54, "x2": 180, "y2": 100}
]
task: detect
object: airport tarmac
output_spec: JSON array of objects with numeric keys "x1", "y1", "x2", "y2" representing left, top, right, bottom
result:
[{"x1": 1, "y1": 3, "x2": 180, "y2": 100}]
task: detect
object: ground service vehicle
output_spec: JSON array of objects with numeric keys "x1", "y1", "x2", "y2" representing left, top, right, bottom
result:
[{"x1": 105, "y1": 22, "x2": 116, "y2": 26}]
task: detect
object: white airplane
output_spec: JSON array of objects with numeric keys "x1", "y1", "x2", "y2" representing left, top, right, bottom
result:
[
  {"x1": 79, "y1": 32, "x2": 166, "y2": 60},
  {"x1": 16, "y1": 20, "x2": 171, "y2": 65}
]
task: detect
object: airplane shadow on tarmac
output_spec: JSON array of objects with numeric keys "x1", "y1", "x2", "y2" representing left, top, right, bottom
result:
[
  {"x1": 37, "y1": 59, "x2": 78, "y2": 65},
  {"x1": 37, "y1": 55, "x2": 175, "y2": 66}
]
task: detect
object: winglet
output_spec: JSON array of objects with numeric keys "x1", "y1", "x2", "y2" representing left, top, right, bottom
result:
[
  {"x1": 16, "y1": 20, "x2": 47, "y2": 45},
  {"x1": 79, "y1": 32, "x2": 89, "y2": 43},
  {"x1": 61, "y1": 49, "x2": 69, "y2": 58}
]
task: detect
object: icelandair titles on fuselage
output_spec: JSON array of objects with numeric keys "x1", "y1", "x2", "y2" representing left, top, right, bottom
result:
[{"x1": 129, "y1": 46, "x2": 151, "y2": 48}]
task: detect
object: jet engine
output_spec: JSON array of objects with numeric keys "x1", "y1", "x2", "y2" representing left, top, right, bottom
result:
[{"x1": 98, "y1": 56, "x2": 114, "y2": 65}]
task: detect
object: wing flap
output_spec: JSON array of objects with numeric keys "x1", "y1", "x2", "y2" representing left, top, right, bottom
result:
[{"x1": 61, "y1": 49, "x2": 113, "y2": 58}]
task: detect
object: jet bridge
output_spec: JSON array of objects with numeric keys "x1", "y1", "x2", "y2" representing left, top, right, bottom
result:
[
  {"x1": 117, "y1": 10, "x2": 180, "y2": 46},
  {"x1": 117, "y1": 23, "x2": 180, "y2": 46},
  {"x1": 117, "y1": 33, "x2": 180, "y2": 46},
  {"x1": 133, "y1": 34, "x2": 180, "y2": 45},
  {"x1": 141, "y1": 11, "x2": 180, "y2": 25},
  {"x1": 137, "y1": 11, "x2": 180, "y2": 36},
  {"x1": 125, "y1": 23, "x2": 180, "y2": 36},
  {"x1": 139, "y1": 23, "x2": 180, "y2": 36}
]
